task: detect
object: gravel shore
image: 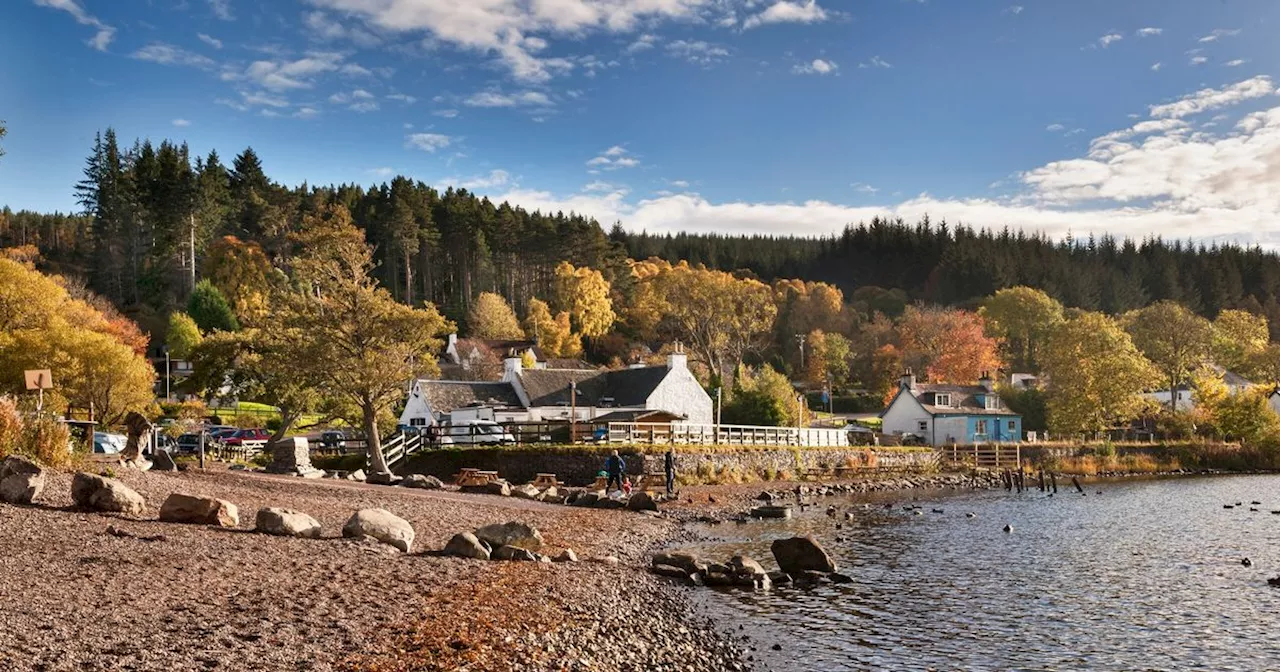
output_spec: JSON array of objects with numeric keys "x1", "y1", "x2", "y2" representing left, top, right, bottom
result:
[{"x1": 0, "y1": 467, "x2": 747, "y2": 672}]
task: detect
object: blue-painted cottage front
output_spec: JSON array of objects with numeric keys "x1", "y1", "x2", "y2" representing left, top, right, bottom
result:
[{"x1": 881, "y1": 371, "x2": 1023, "y2": 446}]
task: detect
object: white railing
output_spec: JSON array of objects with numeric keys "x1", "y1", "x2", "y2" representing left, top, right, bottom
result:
[{"x1": 607, "y1": 422, "x2": 848, "y2": 447}]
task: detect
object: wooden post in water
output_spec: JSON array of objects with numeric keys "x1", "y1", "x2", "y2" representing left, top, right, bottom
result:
[
  {"x1": 1072, "y1": 476, "x2": 1085, "y2": 494},
  {"x1": 1038, "y1": 470, "x2": 1046, "y2": 492},
  {"x1": 1016, "y1": 470, "x2": 1024, "y2": 493},
  {"x1": 1050, "y1": 471, "x2": 1058, "y2": 493}
]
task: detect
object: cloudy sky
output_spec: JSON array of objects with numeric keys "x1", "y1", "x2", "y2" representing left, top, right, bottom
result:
[{"x1": 4, "y1": 0, "x2": 1280, "y2": 245}]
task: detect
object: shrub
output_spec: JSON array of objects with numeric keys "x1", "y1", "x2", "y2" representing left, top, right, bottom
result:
[
  {"x1": 0, "y1": 396, "x2": 22, "y2": 459},
  {"x1": 18, "y1": 415, "x2": 72, "y2": 469}
]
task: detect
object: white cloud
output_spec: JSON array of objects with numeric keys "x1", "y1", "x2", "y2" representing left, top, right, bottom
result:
[
  {"x1": 387, "y1": 93, "x2": 417, "y2": 103},
  {"x1": 307, "y1": 0, "x2": 706, "y2": 82},
  {"x1": 1046, "y1": 123, "x2": 1065, "y2": 132},
  {"x1": 852, "y1": 183, "x2": 878, "y2": 194},
  {"x1": 240, "y1": 91, "x2": 290, "y2": 108},
  {"x1": 350, "y1": 101, "x2": 379, "y2": 113},
  {"x1": 584, "y1": 181, "x2": 617, "y2": 192},
  {"x1": 603, "y1": 145, "x2": 627, "y2": 157},
  {"x1": 1149, "y1": 76, "x2": 1276, "y2": 118},
  {"x1": 433, "y1": 109, "x2": 459, "y2": 118},
  {"x1": 1007, "y1": 5, "x2": 1023, "y2": 15},
  {"x1": 1198, "y1": 28, "x2": 1241, "y2": 43},
  {"x1": 260, "y1": 109, "x2": 281, "y2": 118},
  {"x1": 294, "y1": 107, "x2": 320, "y2": 118},
  {"x1": 626, "y1": 33, "x2": 659, "y2": 54},
  {"x1": 197, "y1": 33, "x2": 223, "y2": 49},
  {"x1": 586, "y1": 145, "x2": 640, "y2": 170},
  {"x1": 406, "y1": 133, "x2": 452, "y2": 152},
  {"x1": 208, "y1": 0, "x2": 233, "y2": 21},
  {"x1": 1098, "y1": 33, "x2": 1123, "y2": 48},
  {"x1": 666, "y1": 40, "x2": 729, "y2": 65},
  {"x1": 1190, "y1": 55, "x2": 1208, "y2": 66},
  {"x1": 743, "y1": 1, "x2": 830, "y2": 30},
  {"x1": 369, "y1": 167, "x2": 395, "y2": 178},
  {"x1": 453, "y1": 169, "x2": 511, "y2": 191},
  {"x1": 132, "y1": 43, "x2": 216, "y2": 69},
  {"x1": 463, "y1": 90, "x2": 552, "y2": 108},
  {"x1": 340, "y1": 63, "x2": 374, "y2": 77},
  {"x1": 1135, "y1": 27, "x2": 1162, "y2": 37},
  {"x1": 1225, "y1": 59, "x2": 1247, "y2": 67},
  {"x1": 172, "y1": 119, "x2": 192, "y2": 127},
  {"x1": 1151, "y1": 62, "x2": 1162, "y2": 71},
  {"x1": 668, "y1": 180, "x2": 690, "y2": 189},
  {"x1": 303, "y1": 10, "x2": 381, "y2": 47},
  {"x1": 793, "y1": 58, "x2": 837, "y2": 75},
  {"x1": 858, "y1": 56, "x2": 891, "y2": 69},
  {"x1": 34, "y1": 0, "x2": 115, "y2": 51},
  {"x1": 237, "y1": 52, "x2": 347, "y2": 90}
]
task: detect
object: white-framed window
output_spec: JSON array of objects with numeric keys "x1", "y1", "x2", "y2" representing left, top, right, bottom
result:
[
  {"x1": 985, "y1": 395, "x2": 1000, "y2": 410},
  {"x1": 917, "y1": 420, "x2": 928, "y2": 433},
  {"x1": 934, "y1": 393, "x2": 951, "y2": 407},
  {"x1": 409, "y1": 417, "x2": 427, "y2": 426},
  {"x1": 1008, "y1": 420, "x2": 1016, "y2": 431},
  {"x1": 975, "y1": 419, "x2": 988, "y2": 436}
]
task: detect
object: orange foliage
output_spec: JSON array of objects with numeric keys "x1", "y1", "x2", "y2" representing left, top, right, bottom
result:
[{"x1": 898, "y1": 305, "x2": 1001, "y2": 384}]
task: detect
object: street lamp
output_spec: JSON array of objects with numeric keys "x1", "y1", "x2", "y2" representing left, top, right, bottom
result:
[{"x1": 162, "y1": 345, "x2": 171, "y2": 401}]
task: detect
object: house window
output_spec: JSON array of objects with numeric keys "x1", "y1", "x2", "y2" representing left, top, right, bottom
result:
[
  {"x1": 917, "y1": 421, "x2": 928, "y2": 433},
  {"x1": 975, "y1": 419, "x2": 988, "y2": 436},
  {"x1": 1008, "y1": 420, "x2": 1016, "y2": 431},
  {"x1": 934, "y1": 393, "x2": 951, "y2": 408},
  {"x1": 985, "y1": 395, "x2": 1000, "y2": 410},
  {"x1": 409, "y1": 417, "x2": 426, "y2": 427}
]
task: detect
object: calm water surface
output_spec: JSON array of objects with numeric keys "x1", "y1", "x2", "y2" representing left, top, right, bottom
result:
[{"x1": 682, "y1": 475, "x2": 1280, "y2": 672}]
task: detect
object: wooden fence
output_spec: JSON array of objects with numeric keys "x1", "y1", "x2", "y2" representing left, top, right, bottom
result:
[
  {"x1": 606, "y1": 422, "x2": 849, "y2": 447},
  {"x1": 937, "y1": 443, "x2": 1022, "y2": 470}
]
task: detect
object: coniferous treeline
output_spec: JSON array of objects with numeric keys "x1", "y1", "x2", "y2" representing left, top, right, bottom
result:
[
  {"x1": 615, "y1": 218, "x2": 1280, "y2": 336},
  {"x1": 26, "y1": 129, "x2": 625, "y2": 330}
]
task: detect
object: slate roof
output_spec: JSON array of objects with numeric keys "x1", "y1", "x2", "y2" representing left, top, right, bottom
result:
[
  {"x1": 478, "y1": 339, "x2": 545, "y2": 360},
  {"x1": 592, "y1": 409, "x2": 686, "y2": 423},
  {"x1": 419, "y1": 381, "x2": 522, "y2": 413},
  {"x1": 517, "y1": 365, "x2": 672, "y2": 407},
  {"x1": 906, "y1": 384, "x2": 1018, "y2": 417}
]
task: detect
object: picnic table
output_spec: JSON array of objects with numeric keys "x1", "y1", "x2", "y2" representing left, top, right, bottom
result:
[
  {"x1": 455, "y1": 468, "x2": 500, "y2": 487},
  {"x1": 533, "y1": 473, "x2": 561, "y2": 489}
]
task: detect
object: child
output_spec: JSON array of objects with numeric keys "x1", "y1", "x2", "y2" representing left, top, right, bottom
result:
[{"x1": 622, "y1": 477, "x2": 632, "y2": 496}]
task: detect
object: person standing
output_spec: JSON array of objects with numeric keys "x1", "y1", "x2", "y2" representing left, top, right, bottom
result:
[
  {"x1": 605, "y1": 450, "x2": 625, "y2": 492},
  {"x1": 664, "y1": 449, "x2": 676, "y2": 495}
]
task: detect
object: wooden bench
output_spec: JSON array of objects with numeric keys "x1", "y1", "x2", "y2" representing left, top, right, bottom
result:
[
  {"x1": 533, "y1": 473, "x2": 561, "y2": 489},
  {"x1": 455, "y1": 468, "x2": 501, "y2": 487}
]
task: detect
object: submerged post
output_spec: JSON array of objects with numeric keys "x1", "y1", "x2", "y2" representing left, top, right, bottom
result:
[{"x1": 1050, "y1": 472, "x2": 1058, "y2": 493}]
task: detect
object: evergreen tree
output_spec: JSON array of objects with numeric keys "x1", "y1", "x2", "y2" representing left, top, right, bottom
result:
[{"x1": 187, "y1": 279, "x2": 240, "y2": 333}]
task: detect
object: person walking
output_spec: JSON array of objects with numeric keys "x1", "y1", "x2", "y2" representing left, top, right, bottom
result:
[
  {"x1": 664, "y1": 448, "x2": 676, "y2": 495},
  {"x1": 605, "y1": 450, "x2": 626, "y2": 492}
]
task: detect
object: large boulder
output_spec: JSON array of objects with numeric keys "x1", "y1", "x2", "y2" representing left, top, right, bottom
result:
[
  {"x1": 255, "y1": 507, "x2": 322, "y2": 538},
  {"x1": 510, "y1": 483, "x2": 541, "y2": 500},
  {"x1": 571, "y1": 491, "x2": 600, "y2": 507},
  {"x1": 626, "y1": 491, "x2": 658, "y2": 512},
  {"x1": 594, "y1": 498, "x2": 626, "y2": 510},
  {"x1": 346, "y1": 469, "x2": 366, "y2": 482},
  {"x1": 474, "y1": 521, "x2": 544, "y2": 552},
  {"x1": 0, "y1": 456, "x2": 45, "y2": 505},
  {"x1": 771, "y1": 536, "x2": 837, "y2": 574},
  {"x1": 159, "y1": 493, "x2": 240, "y2": 527},
  {"x1": 729, "y1": 555, "x2": 767, "y2": 577},
  {"x1": 492, "y1": 545, "x2": 538, "y2": 562},
  {"x1": 151, "y1": 449, "x2": 178, "y2": 472},
  {"x1": 401, "y1": 474, "x2": 444, "y2": 490},
  {"x1": 485, "y1": 480, "x2": 512, "y2": 497},
  {"x1": 652, "y1": 552, "x2": 705, "y2": 575},
  {"x1": 71, "y1": 473, "x2": 145, "y2": 516},
  {"x1": 343, "y1": 509, "x2": 414, "y2": 553},
  {"x1": 536, "y1": 486, "x2": 562, "y2": 504},
  {"x1": 443, "y1": 532, "x2": 491, "y2": 560},
  {"x1": 367, "y1": 471, "x2": 402, "y2": 486}
]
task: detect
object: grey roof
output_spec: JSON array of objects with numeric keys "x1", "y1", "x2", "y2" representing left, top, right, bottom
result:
[
  {"x1": 543, "y1": 358, "x2": 597, "y2": 370},
  {"x1": 518, "y1": 365, "x2": 672, "y2": 408},
  {"x1": 592, "y1": 409, "x2": 686, "y2": 423},
  {"x1": 907, "y1": 384, "x2": 1018, "y2": 417},
  {"x1": 420, "y1": 381, "x2": 522, "y2": 413}
]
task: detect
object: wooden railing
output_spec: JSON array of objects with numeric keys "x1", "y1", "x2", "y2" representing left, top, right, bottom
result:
[
  {"x1": 606, "y1": 422, "x2": 849, "y2": 447},
  {"x1": 937, "y1": 443, "x2": 1021, "y2": 470}
]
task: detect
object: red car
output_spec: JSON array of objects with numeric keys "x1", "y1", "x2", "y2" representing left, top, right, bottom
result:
[{"x1": 222, "y1": 428, "x2": 271, "y2": 448}]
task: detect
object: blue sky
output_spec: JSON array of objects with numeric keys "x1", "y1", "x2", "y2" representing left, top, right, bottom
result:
[{"x1": 4, "y1": 0, "x2": 1280, "y2": 245}]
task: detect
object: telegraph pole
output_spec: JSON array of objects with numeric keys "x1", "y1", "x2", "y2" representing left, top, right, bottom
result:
[{"x1": 795, "y1": 333, "x2": 807, "y2": 371}]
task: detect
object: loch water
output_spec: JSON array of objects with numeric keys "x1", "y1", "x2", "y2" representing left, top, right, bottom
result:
[{"x1": 682, "y1": 475, "x2": 1280, "y2": 671}]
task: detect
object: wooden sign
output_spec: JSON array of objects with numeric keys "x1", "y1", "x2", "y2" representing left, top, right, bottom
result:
[{"x1": 24, "y1": 369, "x2": 52, "y2": 390}]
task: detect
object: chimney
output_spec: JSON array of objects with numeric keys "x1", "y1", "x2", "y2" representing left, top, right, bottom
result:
[
  {"x1": 978, "y1": 371, "x2": 994, "y2": 393},
  {"x1": 502, "y1": 352, "x2": 524, "y2": 381},
  {"x1": 667, "y1": 351, "x2": 688, "y2": 370},
  {"x1": 900, "y1": 369, "x2": 916, "y2": 391}
]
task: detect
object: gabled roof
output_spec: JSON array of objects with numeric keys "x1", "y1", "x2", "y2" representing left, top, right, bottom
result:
[
  {"x1": 419, "y1": 380, "x2": 522, "y2": 413},
  {"x1": 592, "y1": 409, "x2": 686, "y2": 423},
  {"x1": 477, "y1": 339, "x2": 545, "y2": 360},
  {"x1": 517, "y1": 365, "x2": 672, "y2": 407},
  {"x1": 903, "y1": 384, "x2": 1018, "y2": 417}
]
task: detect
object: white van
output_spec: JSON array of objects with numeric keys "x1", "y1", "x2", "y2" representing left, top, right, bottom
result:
[{"x1": 440, "y1": 420, "x2": 515, "y2": 445}]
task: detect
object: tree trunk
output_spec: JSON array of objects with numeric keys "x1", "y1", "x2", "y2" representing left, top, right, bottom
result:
[
  {"x1": 364, "y1": 403, "x2": 390, "y2": 474},
  {"x1": 271, "y1": 408, "x2": 302, "y2": 445},
  {"x1": 404, "y1": 250, "x2": 413, "y2": 305}
]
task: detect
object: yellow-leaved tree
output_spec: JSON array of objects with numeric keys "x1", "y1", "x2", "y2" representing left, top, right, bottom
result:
[
  {"x1": 1042, "y1": 311, "x2": 1158, "y2": 436},
  {"x1": 521, "y1": 298, "x2": 579, "y2": 357},
  {"x1": 1211, "y1": 309, "x2": 1269, "y2": 375},
  {"x1": 979, "y1": 286, "x2": 1065, "y2": 371},
  {"x1": 1121, "y1": 301, "x2": 1213, "y2": 413},
  {"x1": 467, "y1": 291, "x2": 524, "y2": 340},
  {"x1": 553, "y1": 261, "x2": 615, "y2": 340}
]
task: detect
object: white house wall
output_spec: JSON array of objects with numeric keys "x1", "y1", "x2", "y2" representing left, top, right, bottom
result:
[
  {"x1": 646, "y1": 368, "x2": 714, "y2": 424},
  {"x1": 881, "y1": 392, "x2": 931, "y2": 439}
]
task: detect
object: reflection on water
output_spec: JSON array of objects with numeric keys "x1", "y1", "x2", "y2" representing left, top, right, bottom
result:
[{"x1": 682, "y1": 475, "x2": 1280, "y2": 671}]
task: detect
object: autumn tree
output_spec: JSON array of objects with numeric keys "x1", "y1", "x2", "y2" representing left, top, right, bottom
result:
[
  {"x1": 723, "y1": 364, "x2": 801, "y2": 427},
  {"x1": 165, "y1": 312, "x2": 202, "y2": 359},
  {"x1": 553, "y1": 261, "x2": 615, "y2": 339},
  {"x1": 979, "y1": 286, "x2": 1065, "y2": 371},
  {"x1": 1250, "y1": 343, "x2": 1280, "y2": 385},
  {"x1": 280, "y1": 204, "x2": 449, "y2": 474},
  {"x1": 773, "y1": 279, "x2": 848, "y2": 370},
  {"x1": 187, "y1": 279, "x2": 239, "y2": 333},
  {"x1": 522, "y1": 297, "x2": 578, "y2": 358},
  {"x1": 1122, "y1": 301, "x2": 1213, "y2": 412},
  {"x1": 1042, "y1": 312, "x2": 1157, "y2": 436},
  {"x1": 467, "y1": 291, "x2": 523, "y2": 340},
  {"x1": 1211, "y1": 309, "x2": 1268, "y2": 375},
  {"x1": 898, "y1": 305, "x2": 1001, "y2": 384},
  {"x1": 804, "y1": 329, "x2": 852, "y2": 388},
  {"x1": 203, "y1": 236, "x2": 277, "y2": 324}
]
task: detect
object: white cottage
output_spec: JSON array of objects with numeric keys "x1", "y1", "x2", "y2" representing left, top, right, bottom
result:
[
  {"x1": 1144, "y1": 366, "x2": 1254, "y2": 412},
  {"x1": 400, "y1": 351, "x2": 713, "y2": 427}
]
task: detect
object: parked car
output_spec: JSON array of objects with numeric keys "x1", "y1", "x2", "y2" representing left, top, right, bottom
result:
[
  {"x1": 441, "y1": 420, "x2": 515, "y2": 445},
  {"x1": 176, "y1": 433, "x2": 203, "y2": 453},
  {"x1": 92, "y1": 431, "x2": 126, "y2": 454},
  {"x1": 319, "y1": 430, "x2": 346, "y2": 449},
  {"x1": 206, "y1": 426, "x2": 239, "y2": 441},
  {"x1": 222, "y1": 428, "x2": 271, "y2": 450}
]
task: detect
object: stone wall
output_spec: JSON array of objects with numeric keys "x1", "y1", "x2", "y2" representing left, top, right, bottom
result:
[{"x1": 401, "y1": 446, "x2": 939, "y2": 486}]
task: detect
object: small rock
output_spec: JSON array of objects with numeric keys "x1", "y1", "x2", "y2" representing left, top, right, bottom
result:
[
  {"x1": 510, "y1": 483, "x2": 541, "y2": 500},
  {"x1": 652, "y1": 552, "x2": 704, "y2": 574},
  {"x1": 485, "y1": 480, "x2": 512, "y2": 497},
  {"x1": 342, "y1": 508, "x2": 414, "y2": 553},
  {"x1": 443, "y1": 532, "x2": 491, "y2": 560},
  {"x1": 626, "y1": 491, "x2": 658, "y2": 512},
  {"x1": 771, "y1": 536, "x2": 837, "y2": 574},
  {"x1": 1003, "y1": 524, "x2": 1013, "y2": 533},
  {"x1": 571, "y1": 491, "x2": 600, "y2": 507},
  {"x1": 474, "y1": 521, "x2": 544, "y2": 552},
  {"x1": 829, "y1": 572, "x2": 854, "y2": 584},
  {"x1": 652, "y1": 563, "x2": 690, "y2": 579},
  {"x1": 767, "y1": 570, "x2": 792, "y2": 585},
  {"x1": 151, "y1": 449, "x2": 178, "y2": 472},
  {"x1": 254, "y1": 507, "x2": 322, "y2": 538},
  {"x1": 492, "y1": 545, "x2": 538, "y2": 561},
  {"x1": 366, "y1": 471, "x2": 401, "y2": 486},
  {"x1": 553, "y1": 549, "x2": 578, "y2": 563},
  {"x1": 729, "y1": 555, "x2": 766, "y2": 577},
  {"x1": 159, "y1": 493, "x2": 239, "y2": 527},
  {"x1": 594, "y1": 498, "x2": 626, "y2": 510},
  {"x1": 400, "y1": 474, "x2": 444, "y2": 489},
  {"x1": 346, "y1": 469, "x2": 366, "y2": 482},
  {"x1": 591, "y1": 555, "x2": 620, "y2": 565}
]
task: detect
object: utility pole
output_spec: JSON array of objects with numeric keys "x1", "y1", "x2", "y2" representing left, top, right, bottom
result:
[
  {"x1": 795, "y1": 333, "x2": 807, "y2": 372},
  {"x1": 714, "y1": 386, "x2": 723, "y2": 444},
  {"x1": 189, "y1": 213, "x2": 197, "y2": 295},
  {"x1": 569, "y1": 380, "x2": 577, "y2": 444}
]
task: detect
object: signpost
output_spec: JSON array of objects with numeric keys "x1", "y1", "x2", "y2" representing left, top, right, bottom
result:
[{"x1": 24, "y1": 369, "x2": 52, "y2": 412}]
